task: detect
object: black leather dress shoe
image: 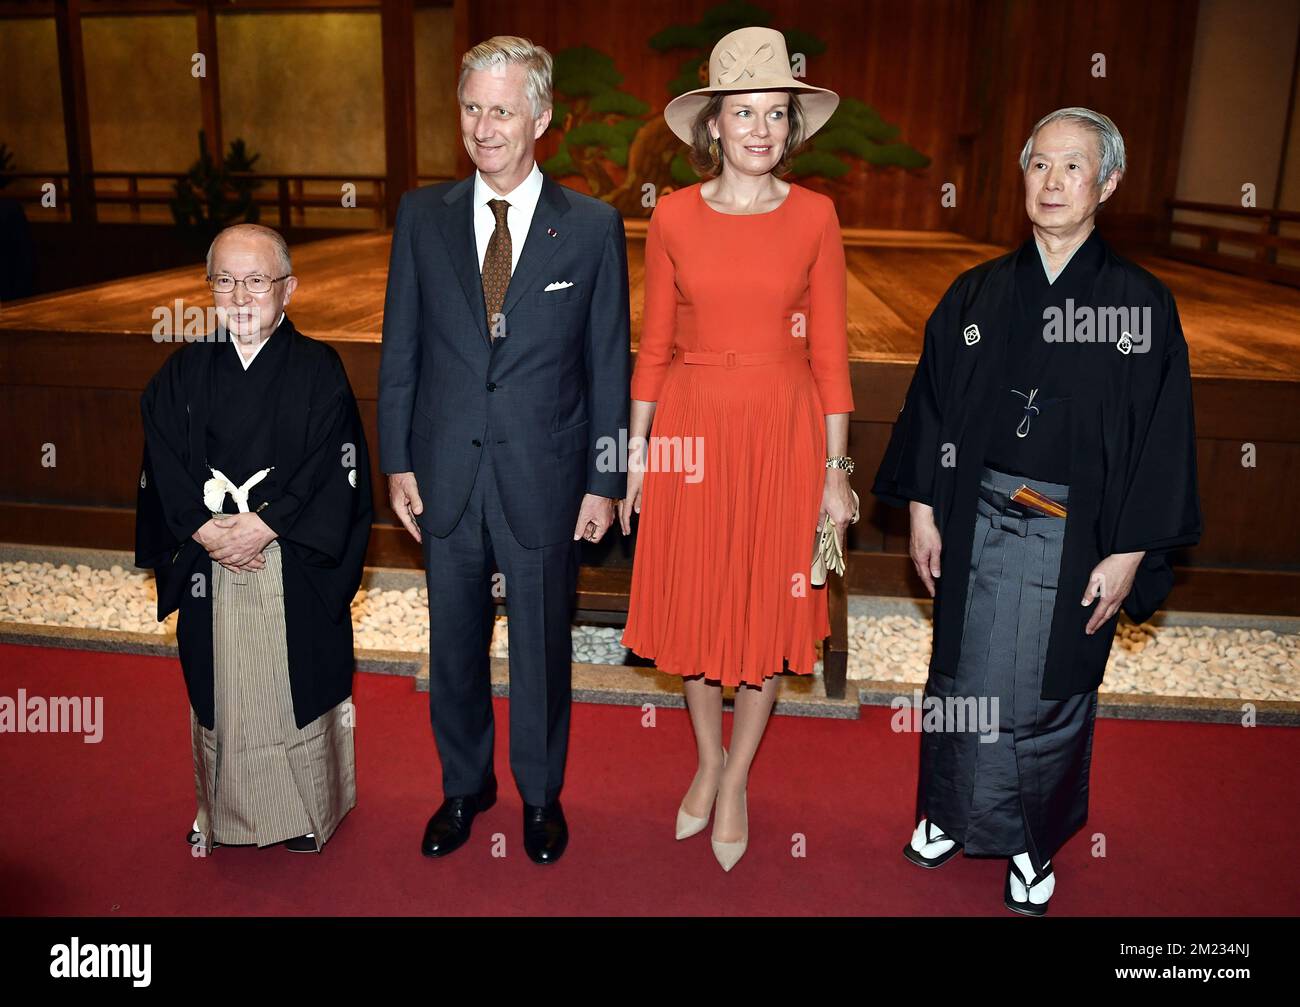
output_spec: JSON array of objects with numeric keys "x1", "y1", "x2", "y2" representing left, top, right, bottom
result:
[
  {"x1": 523, "y1": 801, "x2": 568, "y2": 865},
  {"x1": 186, "y1": 827, "x2": 221, "y2": 849},
  {"x1": 283, "y1": 834, "x2": 320, "y2": 854},
  {"x1": 421, "y1": 777, "x2": 497, "y2": 857}
]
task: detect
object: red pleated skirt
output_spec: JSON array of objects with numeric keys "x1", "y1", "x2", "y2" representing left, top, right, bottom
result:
[{"x1": 621, "y1": 355, "x2": 829, "y2": 687}]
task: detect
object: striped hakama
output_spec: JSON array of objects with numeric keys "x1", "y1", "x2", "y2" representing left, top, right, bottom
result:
[
  {"x1": 919, "y1": 466, "x2": 1097, "y2": 873},
  {"x1": 191, "y1": 540, "x2": 356, "y2": 851}
]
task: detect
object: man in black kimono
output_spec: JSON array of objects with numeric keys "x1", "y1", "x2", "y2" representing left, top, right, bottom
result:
[
  {"x1": 135, "y1": 223, "x2": 372, "y2": 854},
  {"x1": 872, "y1": 108, "x2": 1201, "y2": 915}
]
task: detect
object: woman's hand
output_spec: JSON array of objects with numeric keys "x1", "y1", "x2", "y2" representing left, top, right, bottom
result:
[
  {"x1": 819, "y1": 469, "x2": 857, "y2": 556},
  {"x1": 909, "y1": 501, "x2": 942, "y2": 598},
  {"x1": 618, "y1": 466, "x2": 644, "y2": 536}
]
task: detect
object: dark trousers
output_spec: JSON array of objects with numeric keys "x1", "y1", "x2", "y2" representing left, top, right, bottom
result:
[{"x1": 421, "y1": 446, "x2": 579, "y2": 807}]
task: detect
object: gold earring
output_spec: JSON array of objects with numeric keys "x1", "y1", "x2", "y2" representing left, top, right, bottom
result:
[{"x1": 708, "y1": 136, "x2": 720, "y2": 162}]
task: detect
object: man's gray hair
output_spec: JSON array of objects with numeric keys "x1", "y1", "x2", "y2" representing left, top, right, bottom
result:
[
  {"x1": 206, "y1": 223, "x2": 292, "y2": 276},
  {"x1": 458, "y1": 35, "x2": 553, "y2": 118},
  {"x1": 1019, "y1": 107, "x2": 1126, "y2": 187}
]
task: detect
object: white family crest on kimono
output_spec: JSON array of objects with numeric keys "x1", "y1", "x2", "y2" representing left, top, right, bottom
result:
[{"x1": 203, "y1": 466, "x2": 274, "y2": 513}]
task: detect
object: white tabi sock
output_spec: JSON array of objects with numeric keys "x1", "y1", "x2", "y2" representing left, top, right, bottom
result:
[
  {"x1": 909, "y1": 818, "x2": 956, "y2": 859},
  {"x1": 1010, "y1": 852, "x2": 1055, "y2": 904}
]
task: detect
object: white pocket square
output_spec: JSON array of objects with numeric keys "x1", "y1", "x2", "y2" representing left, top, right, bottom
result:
[{"x1": 544, "y1": 281, "x2": 574, "y2": 291}]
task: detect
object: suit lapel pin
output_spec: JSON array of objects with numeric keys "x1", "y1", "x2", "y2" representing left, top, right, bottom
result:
[
  {"x1": 963, "y1": 323, "x2": 981, "y2": 346},
  {"x1": 547, "y1": 227, "x2": 558, "y2": 238}
]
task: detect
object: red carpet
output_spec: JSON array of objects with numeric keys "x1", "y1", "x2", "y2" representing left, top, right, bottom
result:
[{"x1": 0, "y1": 642, "x2": 1296, "y2": 916}]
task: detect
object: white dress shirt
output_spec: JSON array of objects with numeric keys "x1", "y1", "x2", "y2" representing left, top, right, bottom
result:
[
  {"x1": 233, "y1": 310, "x2": 285, "y2": 370},
  {"x1": 472, "y1": 161, "x2": 544, "y2": 274}
]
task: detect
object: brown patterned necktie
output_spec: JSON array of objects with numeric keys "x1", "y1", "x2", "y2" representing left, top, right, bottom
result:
[{"x1": 482, "y1": 198, "x2": 511, "y2": 341}]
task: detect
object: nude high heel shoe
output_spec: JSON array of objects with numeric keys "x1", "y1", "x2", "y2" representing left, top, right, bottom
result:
[
  {"x1": 710, "y1": 785, "x2": 748, "y2": 872},
  {"x1": 676, "y1": 749, "x2": 727, "y2": 840}
]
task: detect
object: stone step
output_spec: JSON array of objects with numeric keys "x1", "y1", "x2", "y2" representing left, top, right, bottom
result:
[
  {"x1": 3, "y1": 620, "x2": 1297, "y2": 724},
  {"x1": 411, "y1": 657, "x2": 860, "y2": 719}
]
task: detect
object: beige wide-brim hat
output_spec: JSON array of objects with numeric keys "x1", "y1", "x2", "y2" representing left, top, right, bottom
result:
[{"x1": 663, "y1": 26, "x2": 839, "y2": 146}]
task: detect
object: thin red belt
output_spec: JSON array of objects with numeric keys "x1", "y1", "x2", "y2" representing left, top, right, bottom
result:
[{"x1": 679, "y1": 347, "x2": 809, "y2": 369}]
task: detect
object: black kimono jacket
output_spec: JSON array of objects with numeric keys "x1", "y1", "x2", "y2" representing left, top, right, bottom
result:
[
  {"x1": 134, "y1": 317, "x2": 373, "y2": 728},
  {"x1": 872, "y1": 232, "x2": 1203, "y2": 698}
]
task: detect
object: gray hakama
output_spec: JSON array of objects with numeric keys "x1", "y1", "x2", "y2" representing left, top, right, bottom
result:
[
  {"x1": 919, "y1": 466, "x2": 1097, "y2": 874},
  {"x1": 192, "y1": 540, "x2": 356, "y2": 851}
]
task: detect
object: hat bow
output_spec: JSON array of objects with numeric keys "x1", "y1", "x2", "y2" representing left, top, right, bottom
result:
[{"x1": 716, "y1": 40, "x2": 776, "y2": 85}]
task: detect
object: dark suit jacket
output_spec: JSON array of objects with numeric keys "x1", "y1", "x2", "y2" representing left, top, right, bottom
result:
[{"x1": 377, "y1": 172, "x2": 631, "y2": 549}]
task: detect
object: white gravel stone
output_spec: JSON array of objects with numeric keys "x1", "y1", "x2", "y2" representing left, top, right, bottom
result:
[
  {"x1": 844, "y1": 611, "x2": 1300, "y2": 701},
  {"x1": 3, "y1": 559, "x2": 1297, "y2": 699}
]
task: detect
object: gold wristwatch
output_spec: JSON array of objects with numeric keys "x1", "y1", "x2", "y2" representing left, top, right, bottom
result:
[{"x1": 826, "y1": 456, "x2": 855, "y2": 474}]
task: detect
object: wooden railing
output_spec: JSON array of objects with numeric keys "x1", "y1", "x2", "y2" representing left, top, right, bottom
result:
[
  {"x1": 4, "y1": 170, "x2": 454, "y2": 228},
  {"x1": 1165, "y1": 199, "x2": 1300, "y2": 287}
]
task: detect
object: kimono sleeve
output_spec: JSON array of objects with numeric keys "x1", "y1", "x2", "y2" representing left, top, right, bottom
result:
[
  {"x1": 135, "y1": 357, "x2": 210, "y2": 568},
  {"x1": 1113, "y1": 291, "x2": 1202, "y2": 554},
  {"x1": 1114, "y1": 290, "x2": 1203, "y2": 620},
  {"x1": 871, "y1": 279, "x2": 958, "y2": 508},
  {"x1": 259, "y1": 353, "x2": 373, "y2": 576}
]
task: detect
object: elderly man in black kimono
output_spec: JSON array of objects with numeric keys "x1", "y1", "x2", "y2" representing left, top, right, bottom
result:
[
  {"x1": 873, "y1": 108, "x2": 1201, "y2": 915},
  {"x1": 135, "y1": 223, "x2": 372, "y2": 855}
]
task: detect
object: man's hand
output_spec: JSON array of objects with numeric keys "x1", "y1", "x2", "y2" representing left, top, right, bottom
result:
[
  {"x1": 1082, "y1": 550, "x2": 1145, "y2": 634},
  {"x1": 207, "y1": 512, "x2": 277, "y2": 569},
  {"x1": 192, "y1": 519, "x2": 254, "y2": 573},
  {"x1": 574, "y1": 494, "x2": 615, "y2": 543},
  {"x1": 389, "y1": 472, "x2": 424, "y2": 544},
  {"x1": 193, "y1": 518, "x2": 227, "y2": 555},
  {"x1": 909, "y1": 501, "x2": 942, "y2": 598}
]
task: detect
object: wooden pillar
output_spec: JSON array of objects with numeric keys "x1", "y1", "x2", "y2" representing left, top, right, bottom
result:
[
  {"x1": 380, "y1": 0, "x2": 418, "y2": 225},
  {"x1": 195, "y1": 0, "x2": 224, "y2": 165},
  {"x1": 452, "y1": 0, "x2": 472, "y2": 180},
  {"x1": 823, "y1": 572, "x2": 848, "y2": 700},
  {"x1": 53, "y1": 0, "x2": 94, "y2": 225}
]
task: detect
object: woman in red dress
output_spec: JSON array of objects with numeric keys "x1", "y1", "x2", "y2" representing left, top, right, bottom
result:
[{"x1": 618, "y1": 27, "x2": 857, "y2": 871}]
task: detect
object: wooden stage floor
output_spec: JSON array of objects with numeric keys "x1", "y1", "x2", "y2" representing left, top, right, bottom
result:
[
  {"x1": 4, "y1": 226, "x2": 1300, "y2": 383},
  {"x1": 3, "y1": 224, "x2": 1299, "y2": 618}
]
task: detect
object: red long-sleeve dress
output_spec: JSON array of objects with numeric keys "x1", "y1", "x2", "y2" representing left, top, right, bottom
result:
[{"x1": 620, "y1": 182, "x2": 855, "y2": 687}]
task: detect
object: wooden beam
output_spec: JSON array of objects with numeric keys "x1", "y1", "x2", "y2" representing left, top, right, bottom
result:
[
  {"x1": 53, "y1": 0, "x2": 94, "y2": 226},
  {"x1": 194, "y1": 0, "x2": 223, "y2": 164},
  {"x1": 380, "y1": 0, "x2": 418, "y2": 224},
  {"x1": 80, "y1": 1, "x2": 385, "y2": 13},
  {"x1": 0, "y1": 2, "x2": 55, "y2": 16},
  {"x1": 0, "y1": 1, "x2": 451, "y2": 16}
]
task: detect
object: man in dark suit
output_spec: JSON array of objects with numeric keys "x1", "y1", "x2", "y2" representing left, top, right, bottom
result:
[{"x1": 378, "y1": 35, "x2": 630, "y2": 865}]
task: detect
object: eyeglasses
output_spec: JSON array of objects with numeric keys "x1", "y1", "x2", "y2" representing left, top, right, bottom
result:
[{"x1": 207, "y1": 273, "x2": 291, "y2": 294}]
